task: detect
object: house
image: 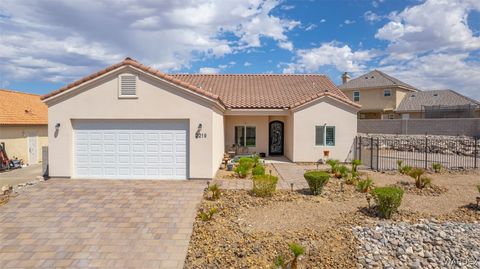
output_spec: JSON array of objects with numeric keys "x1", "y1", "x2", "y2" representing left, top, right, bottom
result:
[
  {"x1": 338, "y1": 70, "x2": 418, "y2": 119},
  {"x1": 396, "y1": 90, "x2": 480, "y2": 119},
  {"x1": 0, "y1": 89, "x2": 48, "y2": 165},
  {"x1": 41, "y1": 57, "x2": 359, "y2": 180}
]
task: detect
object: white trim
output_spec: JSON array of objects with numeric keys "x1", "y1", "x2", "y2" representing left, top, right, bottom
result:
[{"x1": 225, "y1": 109, "x2": 289, "y2": 116}]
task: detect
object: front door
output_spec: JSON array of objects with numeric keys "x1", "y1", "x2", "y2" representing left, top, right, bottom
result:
[
  {"x1": 269, "y1": 121, "x2": 284, "y2": 155},
  {"x1": 28, "y1": 134, "x2": 38, "y2": 164}
]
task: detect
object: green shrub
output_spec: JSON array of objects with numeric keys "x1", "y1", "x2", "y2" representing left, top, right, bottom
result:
[
  {"x1": 199, "y1": 207, "x2": 218, "y2": 221},
  {"x1": 408, "y1": 168, "x2": 431, "y2": 189},
  {"x1": 351, "y1": 159, "x2": 361, "y2": 172},
  {"x1": 235, "y1": 164, "x2": 249, "y2": 178},
  {"x1": 304, "y1": 170, "x2": 330, "y2": 195},
  {"x1": 396, "y1": 160, "x2": 403, "y2": 171},
  {"x1": 372, "y1": 187, "x2": 404, "y2": 219},
  {"x1": 432, "y1": 163, "x2": 442, "y2": 173},
  {"x1": 252, "y1": 165, "x2": 266, "y2": 176},
  {"x1": 326, "y1": 159, "x2": 339, "y2": 173},
  {"x1": 289, "y1": 242, "x2": 305, "y2": 269},
  {"x1": 252, "y1": 175, "x2": 278, "y2": 197},
  {"x1": 239, "y1": 157, "x2": 255, "y2": 169},
  {"x1": 208, "y1": 183, "x2": 221, "y2": 200},
  {"x1": 357, "y1": 178, "x2": 373, "y2": 193},
  {"x1": 272, "y1": 255, "x2": 286, "y2": 269},
  {"x1": 397, "y1": 160, "x2": 413, "y2": 175},
  {"x1": 252, "y1": 154, "x2": 261, "y2": 166},
  {"x1": 335, "y1": 165, "x2": 350, "y2": 179}
]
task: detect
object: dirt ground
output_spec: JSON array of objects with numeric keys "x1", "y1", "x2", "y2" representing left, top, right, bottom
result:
[{"x1": 185, "y1": 169, "x2": 480, "y2": 268}]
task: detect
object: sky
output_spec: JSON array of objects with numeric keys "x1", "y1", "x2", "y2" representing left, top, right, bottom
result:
[{"x1": 0, "y1": 0, "x2": 479, "y2": 99}]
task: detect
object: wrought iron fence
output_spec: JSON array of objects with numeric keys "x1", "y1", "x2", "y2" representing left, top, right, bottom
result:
[{"x1": 354, "y1": 135, "x2": 479, "y2": 170}]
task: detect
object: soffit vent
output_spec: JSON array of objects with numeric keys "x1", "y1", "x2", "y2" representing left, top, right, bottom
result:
[{"x1": 120, "y1": 75, "x2": 137, "y2": 96}]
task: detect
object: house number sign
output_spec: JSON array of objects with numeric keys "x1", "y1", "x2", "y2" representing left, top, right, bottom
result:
[{"x1": 195, "y1": 133, "x2": 207, "y2": 139}]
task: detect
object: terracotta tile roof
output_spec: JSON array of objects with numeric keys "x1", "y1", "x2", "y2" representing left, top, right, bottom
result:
[
  {"x1": 0, "y1": 89, "x2": 48, "y2": 125},
  {"x1": 170, "y1": 74, "x2": 358, "y2": 109},
  {"x1": 42, "y1": 57, "x2": 359, "y2": 109}
]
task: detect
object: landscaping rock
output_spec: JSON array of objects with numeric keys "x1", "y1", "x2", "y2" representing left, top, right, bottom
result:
[{"x1": 354, "y1": 221, "x2": 480, "y2": 269}]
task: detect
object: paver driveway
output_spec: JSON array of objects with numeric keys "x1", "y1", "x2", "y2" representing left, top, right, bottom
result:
[{"x1": 0, "y1": 179, "x2": 206, "y2": 269}]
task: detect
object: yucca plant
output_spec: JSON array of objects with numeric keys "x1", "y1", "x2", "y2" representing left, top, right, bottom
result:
[
  {"x1": 199, "y1": 207, "x2": 218, "y2": 221},
  {"x1": 351, "y1": 159, "x2": 361, "y2": 172},
  {"x1": 357, "y1": 178, "x2": 374, "y2": 193},
  {"x1": 408, "y1": 168, "x2": 431, "y2": 189},
  {"x1": 208, "y1": 183, "x2": 221, "y2": 200}
]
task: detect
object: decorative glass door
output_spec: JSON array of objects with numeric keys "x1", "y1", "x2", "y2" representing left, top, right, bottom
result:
[{"x1": 269, "y1": 121, "x2": 284, "y2": 155}]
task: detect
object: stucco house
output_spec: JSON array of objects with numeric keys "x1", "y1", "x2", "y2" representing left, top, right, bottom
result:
[
  {"x1": 0, "y1": 89, "x2": 48, "y2": 165},
  {"x1": 338, "y1": 70, "x2": 417, "y2": 119},
  {"x1": 42, "y1": 58, "x2": 359, "y2": 180},
  {"x1": 396, "y1": 90, "x2": 480, "y2": 119}
]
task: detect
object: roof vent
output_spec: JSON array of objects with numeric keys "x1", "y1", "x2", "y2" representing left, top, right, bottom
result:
[
  {"x1": 433, "y1": 93, "x2": 438, "y2": 97},
  {"x1": 365, "y1": 76, "x2": 368, "y2": 79},
  {"x1": 371, "y1": 76, "x2": 374, "y2": 78},
  {"x1": 411, "y1": 94, "x2": 416, "y2": 97},
  {"x1": 119, "y1": 74, "x2": 137, "y2": 96}
]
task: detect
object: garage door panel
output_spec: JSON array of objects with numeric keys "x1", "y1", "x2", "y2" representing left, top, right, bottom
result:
[{"x1": 74, "y1": 120, "x2": 187, "y2": 180}]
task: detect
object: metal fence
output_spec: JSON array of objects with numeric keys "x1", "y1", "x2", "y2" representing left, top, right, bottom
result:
[{"x1": 354, "y1": 135, "x2": 479, "y2": 170}]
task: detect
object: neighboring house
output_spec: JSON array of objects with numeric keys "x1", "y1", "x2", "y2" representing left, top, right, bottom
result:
[
  {"x1": 42, "y1": 57, "x2": 359, "y2": 180},
  {"x1": 0, "y1": 89, "x2": 48, "y2": 165},
  {"x1": 338, "y1": 70, "x2": 418, "y2": 119},
  {"x1": 396, "y1": 90, "x2": 480, "y2": 119}
]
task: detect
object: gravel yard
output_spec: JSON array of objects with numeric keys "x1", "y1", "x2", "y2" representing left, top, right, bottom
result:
[{"x1": 186, "y1": 165, "x2": 480, "y2": 268}]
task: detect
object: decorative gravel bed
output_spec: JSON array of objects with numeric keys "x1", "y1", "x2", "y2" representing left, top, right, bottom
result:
[
  {"x1": 392, "y1": 181, "x2": 448, "y2": 196},
  {"x1": 354, "y1": 221, "x2": 480, "y2": 269}
]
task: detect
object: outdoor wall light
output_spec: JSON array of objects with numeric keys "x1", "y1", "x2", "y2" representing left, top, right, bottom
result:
[
  {"x1": 198, "y1": 123, "x2": 203, "y2": 130},
  {"x1": 55, "y1": 123, "x2": 61, "y2": 130}
]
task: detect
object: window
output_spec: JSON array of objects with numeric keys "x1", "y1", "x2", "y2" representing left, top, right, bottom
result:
[
  {"x1": 235, "y1": 126, "x2": 256, "y2": 147},
  {"x1": 384, "y1": 89, "x2": 391, "y2": 97},
  {"x1": 315, "y1": 126, "x2": 335, "y2": 146},
  {"x1": 353, "y1": 91, "x2": 360, "y2": 102},
  {"x1": 119, "y1": 74, "x2": 137, "y2": 97}
]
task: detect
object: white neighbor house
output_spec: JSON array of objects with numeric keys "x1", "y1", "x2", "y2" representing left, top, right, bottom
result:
[{"x1": 42, "y1": 58, "x2": 359, "y2": 180}]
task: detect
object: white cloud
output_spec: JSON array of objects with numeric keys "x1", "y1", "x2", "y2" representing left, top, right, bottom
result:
[
  {"x1": 283, "y1": 42, "x2": 372, "y2": 73},
  {"x1": 381, "y1": 53, "x2": 480, "y2": 99},
  {"x1": 320, "y1": 19, "x2": 326, "y2": 23},
  {"x1": 244, "y1": 62, "x2": 252, "y2": 66},
  {"x1": 280, "y1": 5, "x2": 295, "y2": 10},
  {"x1": 375, "y1": 0, "x2": 480, "y2": 59},
  {"x1": 0, "y1": 0, "x2": 299, "y2": 84},
  {"x1": 344, "y1": 19, "x2": 356, "y2": 25},
  {"x1": 199, "y1": 67, "x2": 221, "y2": 74},
  {"x1": 364, "y1": 11, "x2": 382, "y2": 23},
  {"x1": 305, "y1": 24, "x2": 317, "y2": 31}
]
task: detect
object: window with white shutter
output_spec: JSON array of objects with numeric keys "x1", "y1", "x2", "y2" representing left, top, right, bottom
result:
[{"x1": 119, "y1": 74, "x2": 137, "y2": 97}]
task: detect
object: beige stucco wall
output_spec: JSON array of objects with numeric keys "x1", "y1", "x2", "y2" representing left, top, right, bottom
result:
[
  {"x1": 0, "y1": 125, "x2": 47, "y2": 164},
  {"x1": 292, "y1": 97, "x2": 358, "y2": 162},
  {"x1": 211, "y1": 108, "x2": 225, "y2": 173},
  {"x1": 224, "y1": 115, "x2": 292, "y2": 158},
  {"x1": 45, "y1": 66, "x2": 222, "y2": 179},
  {"x1": 342, "y1": 87, "x2": 408, "y2": 113}
]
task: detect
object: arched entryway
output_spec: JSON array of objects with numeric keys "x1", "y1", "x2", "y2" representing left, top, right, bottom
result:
[{"x1": 269, "y1": 121, "x2": 284, "y2": 155}]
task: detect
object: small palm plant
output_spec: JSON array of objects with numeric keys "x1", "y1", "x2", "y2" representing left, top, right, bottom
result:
[
  {"x1": 432, "y1": 163, "x2": 442, "y2": 173},
  {"x1": 289, "y1": 242, "x2": 305, "y2": 269},
  {"x1": 326, "y1": 159, "x2": 339, "y2": 174},
  {"x1": 408, "y1": 168, "x2": 431, "y2": 189},
  {"x1": 208, "y1": 183, "x2": 221, "y2": 200},
  {"x1": 351, "y1": 159, "x2": 361, "y2": 173}
]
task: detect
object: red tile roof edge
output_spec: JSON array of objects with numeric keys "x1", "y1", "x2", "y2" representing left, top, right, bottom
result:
[
  {"x1": 41, "y1": 57, "x2": 359, "y2": 110},
  {"x1": 41, "y1": 57, "x2": 225, "y2": 108}
]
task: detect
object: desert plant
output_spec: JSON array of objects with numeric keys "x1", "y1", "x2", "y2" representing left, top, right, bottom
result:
[
  {"x1": 272, "y1": 255, "x2": 286, "y2": 269},
  {"x1": 335, "y1": 165, "x2": 350, "y2": 179},
  {"x1": 304, "y1": 170, "x2": 330, "y2": 195},
  {"x1": 345, "y1": 174, "x2": 358, "y2": 185},
  {"x1": 208, "y1": 183, "x2": 221, "y2": 200},
  {"x1": 351, "y1": 159, "x2": 361, "y2": 172},
  {"x1": 477, "y1": 184, "x2": 480, "y2": 193},
  {"x1": 252, "y1": 175, "x2": 278, "y2": 197},
  {"x1": 239, "y1": 157, "x2": 255, "y2": 169},
  {"x1": 252, "y1": 154, "x2": 261, "y2": 166},
  {"x1": 372, "y1": 187, "x2": 404, "y2": 219},
  {"x1": 199, "y1": 207, "x2": 218, "y2": 221},
  {"x1": 396, "y1": 160, "x2": 403, "y2": 171},
  {"x1": 399, "y1": 165, "x2": 413, "y2": 175},
  {"x1": 432, "y1": 163, "x2": 442, "y2": 173},
  {"x1": 408, "y1": 168, "x2": 431, "y2": 189},
  {"x1": 252, "y1": 165, "x2": 266, "y2": 176},
  {"x1": 357, "y1": 178, "x2": 374, "y2": 193},
  {"x1": 289, "y1": 242, "x2": 305, "y2": 269},
  {"x1": 326, "y1": 159, "x2": 339, "y2": 173},
  {"x1": 235, "y1": 163, "x2": 250, "y2": 178}
]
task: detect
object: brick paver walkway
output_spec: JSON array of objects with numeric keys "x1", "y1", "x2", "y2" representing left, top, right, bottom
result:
[
  {"x1": 0, "y1": 179, "x2": 205, "y2": 269},
  {"x1": 213, "y1": 162, "x2": 329, "y2": 190}
]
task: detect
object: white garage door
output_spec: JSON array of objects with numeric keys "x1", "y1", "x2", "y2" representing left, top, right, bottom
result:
[{"x1": 74, "y1": 120, "x2": 188, "y2": 180}]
